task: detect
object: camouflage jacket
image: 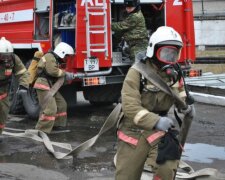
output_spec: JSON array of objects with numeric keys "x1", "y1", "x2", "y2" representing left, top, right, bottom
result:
[
  {"x1": 111, "y1": 8, "x2": 148, "y2": 47},
  {"x1": 33, "y1": 52, "x2": 65, "y2": 90}
]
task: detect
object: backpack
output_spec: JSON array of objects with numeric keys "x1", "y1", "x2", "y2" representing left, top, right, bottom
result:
[{"x1": 28, "y1": 51, "x2": 44, "y2": 85}]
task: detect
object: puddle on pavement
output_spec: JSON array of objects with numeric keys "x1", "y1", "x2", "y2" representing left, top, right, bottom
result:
[{"x1": 182, "y1": 143, "x2": 225, "y2": 163}]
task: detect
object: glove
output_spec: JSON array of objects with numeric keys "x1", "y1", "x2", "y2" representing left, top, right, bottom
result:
[
  {"x1": 34, "y1": 51, "x2": 44, "y2": 58},
  {"x1": 65, "y1": 72, "x2": 75, "y2": 81},
  {"x1": 180, "y1": 105, "x2": 195, "y2": 118},
  {"x1": 33, "y1": 51, "x2": 44, "y2": 60},
  {"x1": 155, "y1": 117, "x2": 174, "y2": 132},
  {"x1": 18, "y1": 85, "x2": 28, "y2": 95}
]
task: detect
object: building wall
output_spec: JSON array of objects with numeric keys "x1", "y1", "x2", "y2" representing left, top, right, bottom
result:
[{"x1": 193, "y1": 0, "x2": 225, "y2": 46}]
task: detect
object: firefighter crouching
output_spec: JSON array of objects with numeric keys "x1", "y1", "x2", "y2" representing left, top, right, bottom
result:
[
  {"x1": 115, "y1": 26, "x2": 195, "y2": 180},
  {"x1": 0, "y1": 37, "x2": 29, "y2": 142},
  {"x1": 33, "y1": 42, "x2": 75, "y2": 134},
  {"x1": 111, "y1": 0, "x2": 148, "y2": 62}
]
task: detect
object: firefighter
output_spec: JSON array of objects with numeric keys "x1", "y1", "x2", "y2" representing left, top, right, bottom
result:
[
  {"x1": 33, "y1": 42, "x2": 75, "y2": 134},
  {"x1": 111, "y1": 0, "x2": 148, "y2": 62},
  {"x1": 115, "y1": 26, "x2": 194, "y2": 180},
  {"x1": 0, "y1": 37, "x2": 29, "y2": 142}
]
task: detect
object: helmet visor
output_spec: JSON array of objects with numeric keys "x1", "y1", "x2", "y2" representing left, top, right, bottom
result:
[
  {"x1": 0, "y1": 53, "x2": 14, "y2": 62},
  {"x1": 156, "y1": 46, "x2": 180, "y2": 64}
]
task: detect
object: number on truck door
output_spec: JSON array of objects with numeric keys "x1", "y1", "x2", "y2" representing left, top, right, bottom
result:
[{"x1": 173, "y1": 0, "x2": 182, "y2": 6}]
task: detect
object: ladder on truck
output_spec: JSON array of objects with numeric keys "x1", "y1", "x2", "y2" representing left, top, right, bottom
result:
[{"x1": 85, "y1": 0, "x2": 108, "y2": 58}]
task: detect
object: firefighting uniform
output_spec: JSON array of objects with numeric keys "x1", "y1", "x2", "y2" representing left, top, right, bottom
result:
[
  {"x1": 0, "y1": 55, "x2": 29, "y2": 134},
  {"x1": 115, "y1": 60, "x2": 186, "y2": 180},
  {"x1": 111, "y1": 6, "x2": 148, "y2": 61},
  {"x1": 33, "y1": 52, "x2": 67, "y2": 133}
]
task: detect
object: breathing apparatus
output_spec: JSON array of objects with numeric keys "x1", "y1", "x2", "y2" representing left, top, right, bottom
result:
[
  {"x1": 0, "y1": 37, "x2": 15, "y2": 69},
  {"x1": 145, "y1": 26, "x2": 183, "y2": 85}
]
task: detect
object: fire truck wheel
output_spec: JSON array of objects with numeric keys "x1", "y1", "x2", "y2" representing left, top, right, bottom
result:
[
  {"x1": 59, "y1": 84, "x2": 77, "y2": 107},
  {"x1": 83, "y1": 84, "x2": 122, "y2": 105},
  {"x1": 9, "y1": 75, "x2": 26, "y2": 114},
  {"x1": 21, "y1": 87, "x2": 40, "y2": 120}
]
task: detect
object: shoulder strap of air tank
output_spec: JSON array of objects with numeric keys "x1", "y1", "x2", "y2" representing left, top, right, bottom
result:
[{"x1": 132, "y1": 61, "x2": 187, "y2": 109}]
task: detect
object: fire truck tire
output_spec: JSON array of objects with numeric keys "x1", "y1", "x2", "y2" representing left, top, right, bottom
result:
[
  {"x1": 59, "y1": 84, "x2": 77, "y2": 107},
  {"x1": 83, "y1": 84, "x2": 122, "y2": 105},
  {"x1": 9, "y1": 75, "x2": 26, "y2": 114},
  {"x1": 21, "y1": 87, "x2": 40, "y2": 120}
]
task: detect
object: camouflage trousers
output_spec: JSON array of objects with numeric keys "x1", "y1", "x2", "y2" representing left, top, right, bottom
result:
[
  {"x1": 115, "y1": 135, "x2": 179, "y2": 180},
  {"x1": 0, "y1": 86, "x2": 10, "y2": 135},
  {"x1": 35, "y1": 89, "x2": 67, "y2": 134}
]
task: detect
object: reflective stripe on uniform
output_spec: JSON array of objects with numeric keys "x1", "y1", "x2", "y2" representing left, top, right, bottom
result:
[
  {"x1": 5, "y1": 69, "x2": 12, "y2": 76},
  {"x1": 117, "y1": 130, "x2": 138, "y2": 146},
  {"x1": 56, "y1": 112, "x2": 67, "y2": 117},
  {"x1": 15, "y1": 68, "x2": 26, "y2": 75},
  {"x1": 40, "y1": 115, "x2": 55, "y2": 121},
  {"x1": 0, "y1": 93, "x2": 7, "y2": 100},
  {"x1": 134, "y1": 109, "x2": 149, "y2": 125},
  {"x1": 0, "y1": 124, "x2": 5, "y2": 129},
  {"x1": 147, "y1": 131, "x2": 165, "y2": 144},
  {"x1": 33, "y1": 83, "x2": 50, "y2": 90}
]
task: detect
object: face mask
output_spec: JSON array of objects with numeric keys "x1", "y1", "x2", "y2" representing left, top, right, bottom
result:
[
  {"x1": 156, "y1": 46, "x2": 180, "y2": 64},
  {"x1": 0, "y1": 53, "x2": 14, "y2": 68}
]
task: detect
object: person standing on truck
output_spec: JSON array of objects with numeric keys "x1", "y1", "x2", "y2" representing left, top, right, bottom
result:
[
  {"x1": 0, "y1": 37, "x2": 29, "y2": 142},
  {"x1": 115, "y1": 26, "x2": 195, "y2": 180},
  {"x1": 111, "y1": 0, "x2": 148, "y2": 62},
  {"x1": 33, "y1": 42, "x2": 75, "y2": 134}
]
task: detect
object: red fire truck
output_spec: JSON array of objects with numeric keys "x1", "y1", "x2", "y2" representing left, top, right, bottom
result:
[{"x1": 0, "y1": 0, "x2": 196, "y2": 117}]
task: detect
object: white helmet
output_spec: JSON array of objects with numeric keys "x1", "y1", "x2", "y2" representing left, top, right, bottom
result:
[
  {"x1": 54, "y1": 42, "x2": 74, "y2": 58},
  {"x1": 0, "y1": 37, "x2": 14, "y2": 53},
  {"x1": 146, "y1": 26, "x2": 183, "y2": 58}
]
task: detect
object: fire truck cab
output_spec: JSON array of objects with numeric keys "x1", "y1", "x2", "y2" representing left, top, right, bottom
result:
[{"x1": 0, "y1": 0, "x2": 195, "y2": 117}]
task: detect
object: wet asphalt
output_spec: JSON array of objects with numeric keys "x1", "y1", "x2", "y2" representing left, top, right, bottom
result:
[{"x1": 0, "y1": 92, "x2": 225, "y2": 180}]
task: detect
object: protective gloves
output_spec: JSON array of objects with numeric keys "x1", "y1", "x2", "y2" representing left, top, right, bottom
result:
[
  {"x1": 65, "y1": 72, "x2": 75, "y2": 81},
  {"x1": 155, "y1": 117, "x2": 174, "y2": 132},
  {"x1": 33, "y1": 51, "x2": 44, "y2": 60}
]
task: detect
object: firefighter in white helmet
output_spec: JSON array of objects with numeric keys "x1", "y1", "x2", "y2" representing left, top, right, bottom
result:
[
  {"x1": 115, "y1": 26, "x2": 194, "y2": 179},
  {"x1": 33, "y1": 42, "x2": 75, "y2": 133},
  {"x1": 0, "y1": 37, "x2": 29, "y2": 142}
]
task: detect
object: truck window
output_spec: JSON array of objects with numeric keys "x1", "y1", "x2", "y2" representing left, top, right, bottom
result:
[
  {"x1": 52, "y1": 0, "x2": 76, "y2": 49},
  {"x1": 34, "y1": 0, "x2": 50, "y2": 40}
]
